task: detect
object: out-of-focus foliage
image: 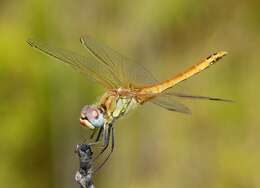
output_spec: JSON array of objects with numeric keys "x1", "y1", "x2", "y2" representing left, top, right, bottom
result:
[{"x1": 0, "y1": 0, "x2": 260, "y2": 188}]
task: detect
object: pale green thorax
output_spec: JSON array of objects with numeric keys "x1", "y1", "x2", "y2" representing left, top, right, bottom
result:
[
  {"x1": 112, "y1": 96, "x2": 138, "y2": 118},
  {"x1": 100, "y1": 93, "x2": 138, "y2": 126}
]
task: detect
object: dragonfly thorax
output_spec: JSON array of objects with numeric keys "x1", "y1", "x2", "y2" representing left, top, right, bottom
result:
[
  {"x1": 99, "y1": 91, "x2": 138, "y2": 124},
  {"x1": 112, "y1": 96, "x2": 138, "y2": 118}
]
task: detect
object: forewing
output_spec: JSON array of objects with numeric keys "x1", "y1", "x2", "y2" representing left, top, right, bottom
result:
[
  {"x1": 163, "y1": 92, "x2": 234, "y2": 102},
  {"x1": 80, "y1": 36, "x2": 157, "y2": 88},
  {"x1": 27, "y1": 39, "x2": 119, "y2": 88}
]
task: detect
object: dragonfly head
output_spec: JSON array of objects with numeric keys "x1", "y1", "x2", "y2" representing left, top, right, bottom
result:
[{"x1": 80, "y1": 105, "x2": 105, "y2": 129}]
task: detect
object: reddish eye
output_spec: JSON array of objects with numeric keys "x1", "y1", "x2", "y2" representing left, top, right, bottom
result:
[
  {"x1": 80, "y1": 105, "x2": 105, "y2": 128},
  {"x1": 92, "y1": 110, "x2": 99, "y2": 119}
]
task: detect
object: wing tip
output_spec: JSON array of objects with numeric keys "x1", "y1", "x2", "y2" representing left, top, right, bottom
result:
[
  {"x1": 178, "y1": 109, "x2": 192, "y2": 115},
  {"x1": 207, "y1": 96, "x2": 234, "y2": 103},
  {"x1": 27, "y1": 38, "x2": 35, "y2": 47},
  {"x1": 166, "y1": 106, "x2": 192, "y2": 115},
  {"x1": 213, "y1": 98, "x2": 235, "y2": 103},
  {"x1": 79, "y1": 36, "x2": 85, "y2": 45},
  {"x1": 80, "y1": 35, "x2": 91, "y2": 45},
  {"x1": 165, "y1": 108, "x2": 192, "y2": 115}
]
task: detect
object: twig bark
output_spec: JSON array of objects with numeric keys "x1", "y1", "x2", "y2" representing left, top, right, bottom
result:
[{"x1": 75, "y1": 144, "x2": 95, "y2": 188}]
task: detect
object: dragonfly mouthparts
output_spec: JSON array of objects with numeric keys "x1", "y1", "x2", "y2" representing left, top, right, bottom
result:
[
  {"x1": 80, "y1": 113, "x2": 96, "y2": 129},
  {"x1": 80, "y1": 117, "x2": 95, "y2": 129}
]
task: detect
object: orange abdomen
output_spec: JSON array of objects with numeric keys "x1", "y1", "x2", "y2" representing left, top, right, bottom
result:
[{"x1": 139, "y1": 51, "x2": 227, "y2": 95}]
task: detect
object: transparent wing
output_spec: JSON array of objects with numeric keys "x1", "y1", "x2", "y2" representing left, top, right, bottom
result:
[
  {"x1": 80, "y1": 36, "x2": 157, "y2": 88},
  {"x1": 163, "y1": 92, "x2": 234, "y2": 102},
  {"x1": 148, "y1": 94, "x2": 192, "y2": 114},
  {"x1": 27, "y1": 39, "x2": 120, "y2": 89},
  {"x1": 147, "y1": 91, "x2": 233, "y2": 114}
]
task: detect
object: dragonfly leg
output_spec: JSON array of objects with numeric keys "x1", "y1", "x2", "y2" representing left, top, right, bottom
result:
[
  {"x1": 94, "y1": 127, "x2": 115, "y2": 172},
  {"x1": 83, "y1": 128, "x2": 104, "y2": 146},
  {"x1": 90, "y1": 129, "x2": 98, "y2": 140},
  {"x1": 93, "y1": 125, "x2": 111, "y2": 161},
  {"x1": 103, "y1": 125, "x2": 110, "y2": 146},
  {"x1": 95, "y1": 127, "x2": 103, "y2": 142}
]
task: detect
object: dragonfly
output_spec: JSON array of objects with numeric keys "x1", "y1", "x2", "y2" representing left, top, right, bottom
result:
[{"x1": 27, "y1": 36, "x2": 231, "y2": 169}]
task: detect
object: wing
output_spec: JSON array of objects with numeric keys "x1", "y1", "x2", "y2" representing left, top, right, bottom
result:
[
  {"x1": 141, "y1": 91, "x2": 232, "y2": 114},
  {"x1": 80, "y1": 36, "x2": 157, "y2": 88},
  {"x1": 27, "y1": 39, "x2": 120, "y2": 89},
  {"x1": 163, "y1": 92, "x2": 234, "y2": 102},
  {"x1": 149, "y1": 94, "x2": 191, "y2": 114}
]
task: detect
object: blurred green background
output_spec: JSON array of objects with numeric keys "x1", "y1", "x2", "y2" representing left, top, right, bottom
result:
[{"x1": 1, "y1": 0, "x2": 260, "y2": 187}]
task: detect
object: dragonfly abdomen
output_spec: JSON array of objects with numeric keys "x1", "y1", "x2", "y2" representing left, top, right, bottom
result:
[{"x1": 139, "y1": 51, "x2": 227, "y2": 95}]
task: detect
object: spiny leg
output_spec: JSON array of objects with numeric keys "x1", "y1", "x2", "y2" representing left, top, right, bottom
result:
[
  {"x1": 95, "y1": 127, "x2": 103, "y2": 142},
  {"x1": 103, "y1": 125, "x2": 110, "y2": 146},
  {"x1": 93, "y1": 126, "x2": 111, "y2": 161},
  {"x1": 90, "y1": 129, "x2": 98, "y2": 140},
  {"x1": 84, "y1": 128, "x2": 104, "y2": 146},
  {"x1": 94, "y1": 127, "x2": 115, "y2": 173}
]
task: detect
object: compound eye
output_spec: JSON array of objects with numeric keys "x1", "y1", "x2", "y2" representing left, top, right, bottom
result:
[
  {"x1": 91, "y1": 109, "x2": 99, "y2": 119},
  {"x1": 80, "y1": 106, "x2": 104, "y2": 128}
]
